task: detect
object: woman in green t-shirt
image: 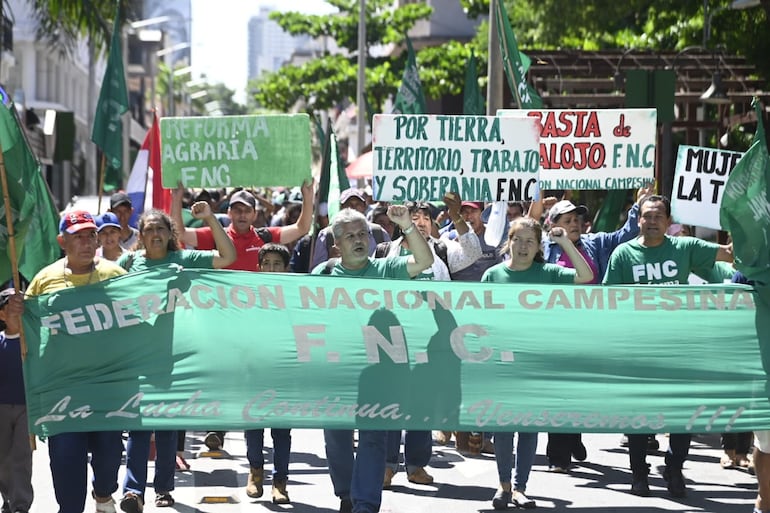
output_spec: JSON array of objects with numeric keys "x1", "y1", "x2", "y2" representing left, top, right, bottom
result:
[{"x1": 481, "y1": 217, "x2": 593, "y2": 510}]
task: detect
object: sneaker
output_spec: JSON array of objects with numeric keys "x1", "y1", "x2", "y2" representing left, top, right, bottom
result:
[
  {"x1": 407, "y1": 466, "x2": 434, "y2": 485},
  {"x1": 246, "y1": 467, "x2": 264, "y2": 498},
  {"x1": 481, "y1": 439, "x2": 495, "y2": 454},
  {"x1": 204, "y1": 432, "x2": 223, "y2": 451},
  {"x1": 271, "y1": 479, "x2": 290, "y2": 504},
  {"x1": 383, "y1": 467, "x2": 396, "y2": 489},
  {"x1": 491, "y1": 488, "x2": 511, "y2": 510},
  {"x1": 512, "y1": 490, "x2": 536, "y2": 509},
  {"x1": 154, "y1": 493, "x2": 175, "y2": 508},
  {"x1": 94, "y1": 496, "x2": 117, "y2": 513},
  {"x1": 339, "y1": 498, "x2": 353, "y2": 513},
  {"x1": 119, "y1": 493, "x2": 143, "y2": 513},
  {"x1": 663, "y1": 467, "x2": 686, "y2": 498},
  {"x1": 548, "y1": 465, "x2": 568, "y2": 473}
]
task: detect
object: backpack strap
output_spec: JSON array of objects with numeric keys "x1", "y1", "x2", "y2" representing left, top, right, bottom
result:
[
  {"x1": 370, "y1": 224, "x2": 386, "y2": 244},
  {"x1": 254, "y1": 227, "x2": 272, "y2": 244},
  {"x1": 374, "y1": 241, "x2": 391, "y2": 259},
  {"x1": 431, "y1": 239, "x2": 452, "y2": 279},
  {"x1": 321, "y1": 258, "x2": 339, "y2": 275}
]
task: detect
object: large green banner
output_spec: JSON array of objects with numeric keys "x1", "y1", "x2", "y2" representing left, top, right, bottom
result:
[
  {"x1": 22, "y1": 268, "x2": 770, "y2": 437},
  {"x1": 160, "y1": 114, "x2": 311, "y2": 188}
]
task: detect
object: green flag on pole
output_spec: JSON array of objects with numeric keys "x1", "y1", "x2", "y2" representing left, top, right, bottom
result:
[
  {"x1": 495, "y1": 0, "x2": 542, "y2": 109},
  {"x1": 0, "y1": 101, "x2": 61, "y2": 284},
  {"x1": 91, "y1": 3, "x2": 129, "y2": 171},
  {"x1": 463, "y1": 49, "x2": 485, "y2": 116},
  {"x1": 392, "y1": 36, "x2": 427, "y2": 115},
  {"x1": 720, "y1": 98, "x2": 770, "y2": 286}
]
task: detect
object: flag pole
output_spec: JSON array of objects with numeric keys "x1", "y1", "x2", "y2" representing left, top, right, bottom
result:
[{"x1": 97, "y1": 154, "x2": 107, "y2": 212}]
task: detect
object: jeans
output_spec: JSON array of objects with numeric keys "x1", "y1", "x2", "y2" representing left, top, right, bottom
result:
[
  {"x1": 245, "y1": 428, "x2": 292, "y2": 481},
  {"x1": 124, "y1": 430, "x2": 177, "y2": 496},
  {"x1": 493, "y1": 432, "x2": 538, "y2": 491},
  {"x1": 385, "y1": 430, "x2": 432, "y2": 474},
  {"x1": 628, "y1": 433, "x2": 691, "y2": 473},
  {"x1": 546, "y1": 433, "x2": 582, "y2": 467},
  {"x1": 48, "y1": 431, "x2": 123, "y2": 513},
  {"x1": 324, "y1": 429, "x2": 386, "y2": 513}
]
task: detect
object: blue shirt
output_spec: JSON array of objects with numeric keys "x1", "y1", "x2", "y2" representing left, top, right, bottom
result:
[
  {"x1": 544, "y1": 203, "x2": 641, "y2": 281},
  {"x1": 0, "y1": 333, "x2": 25, "y2": 404}
]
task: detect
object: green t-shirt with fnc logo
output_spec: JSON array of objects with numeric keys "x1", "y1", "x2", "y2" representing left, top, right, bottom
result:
[{"x1": 602, "y1": 235, "x2": 719, "y2": 285}]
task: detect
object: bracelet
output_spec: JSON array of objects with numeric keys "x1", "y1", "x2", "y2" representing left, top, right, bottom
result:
[{"x1": 402, "y1": 223, "x2": 416, "y2": 235}]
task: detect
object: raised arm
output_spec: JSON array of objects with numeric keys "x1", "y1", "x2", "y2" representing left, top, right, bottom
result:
[
  {"x1": 190, "y1": 201, "x2": 236, "y2": 268},
  {"x1": 550, "y1": 226, "x2": 594, "y2": 284},
  {"x1": 389, "y1": 205, "x2": 433, "y2": 277},
  {"x1": 171, "y1": 183, "x2": 200, "y2": 248},
  {"x1": 279, "y1": 179, "x2": 315, "y2": 245}
]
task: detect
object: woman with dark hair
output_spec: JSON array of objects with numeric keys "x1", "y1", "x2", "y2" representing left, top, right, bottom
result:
[
  {"x1": 481, "y1": 217, "x2": 593, "y2": 510},
  {"x1": 116, "y1": 199, "x2": 235, "y2": 513}
]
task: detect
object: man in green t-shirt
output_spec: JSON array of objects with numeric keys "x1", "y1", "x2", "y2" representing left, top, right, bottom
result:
[
  {"x1": 603, "y1": 195, "x2": 733, "y2": 499},
  {"x1": 312, "y1": 206, "x2": 432, "y2": 513}
]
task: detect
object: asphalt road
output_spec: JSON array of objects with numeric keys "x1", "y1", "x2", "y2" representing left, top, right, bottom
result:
[{"x1": 28, "y1": 430, "x2": 758, "y2": 512}]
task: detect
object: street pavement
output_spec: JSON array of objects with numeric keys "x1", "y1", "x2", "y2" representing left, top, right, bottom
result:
[{"x1": 29, "y1": 430, "x2": 758, "y2": 512}]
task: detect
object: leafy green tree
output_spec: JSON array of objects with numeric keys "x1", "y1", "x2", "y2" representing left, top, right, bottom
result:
[
  {"x1": 19, "y1": 0, "x2": 139, "y2": 54},
  {"x1": 252, "y1": 0, "x2": 433, "y2": 113}
]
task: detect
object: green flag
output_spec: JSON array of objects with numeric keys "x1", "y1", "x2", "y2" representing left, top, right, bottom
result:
[
  {"x1": 592, "y1": 190, "x2": 629, "y2": 233},
  {"x1": 720, "y1": 98, "x2": 770, "y2": 286},
  {"x1": 326, "y1": 125, "x2": 349, "y2": 222},
  {"x1": 91, "y1": 3, "x2": 129, "y2": 171},
  {"x1": 0, "y1": 101, "x2": 61, "y2": 284},
  {"x1": 463, "y1": 49, "x2": 485, "y2": 116},
  {"x1": 392, "y1": 36, "x2": 427, "y2": 115},
  {"x1": 495, "y1": 0, "x2": 542, "y2": 109}
]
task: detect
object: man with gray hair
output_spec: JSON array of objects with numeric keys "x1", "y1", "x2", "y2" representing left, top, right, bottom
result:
[{"x1": 312, "y1": 205, "x2": 433, "y2": 513}]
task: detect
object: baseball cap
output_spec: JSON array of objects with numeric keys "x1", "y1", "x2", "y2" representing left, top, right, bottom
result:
[
  {"x1": 548, "y1": 200, "x2": 588, "y2": 223},
  {"x1": 0, "y1": 288, "x2": 15, "y2": 308},
  {"x1": 229, "y1": 190, "x2": 257, "y2": 209},
  {"x1": 110, "y1": 192, "x2": 132, "y2": 210},
  {"x1": 340, "y1": 188, "x2": 366, "y2": 206},
  {"x1": 461, "y1": 201, "x2": 483, "y2": 210},
  {"x1": 96, "y1": 212, "x2": 121, "y2": 232},
  {"x1": 59, "y1": 210, "x2": 98, "y2": 234}
]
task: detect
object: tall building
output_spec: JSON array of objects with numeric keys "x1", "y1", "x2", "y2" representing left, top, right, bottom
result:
[{"x1": 247, "y1": 7, "x2": 302, "y2": 80}]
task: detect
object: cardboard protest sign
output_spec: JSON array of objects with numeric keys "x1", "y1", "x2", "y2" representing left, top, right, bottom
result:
[
  {"x1": 372, "y1": 114, "x2": 540, "y2": 202},
  {"x1": 160, "y1": 114, "x2": 311, "y2": 188},
  {"x1": 497, "y1": 109, "x2": 657, "y2": 190},
  {"x1": 672, "y1": 145, "x2": 744, "y2": 230}
]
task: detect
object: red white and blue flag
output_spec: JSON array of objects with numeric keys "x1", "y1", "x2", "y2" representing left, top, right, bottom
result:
[{"x1": 126, "y1": 114, "x2": 170, "y2": 215}]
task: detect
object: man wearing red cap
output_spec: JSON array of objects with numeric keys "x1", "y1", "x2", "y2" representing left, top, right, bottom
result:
[
  {"x1": 173, "y1": 183, "x2": 313, "y2": 272},
  {"x1": 26, "y1": 210, "x2": 127, "y2": 513}
]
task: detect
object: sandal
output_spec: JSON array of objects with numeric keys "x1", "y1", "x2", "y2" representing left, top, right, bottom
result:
[
  {"x1": 155, "y1": 493, "x2": 175, "y2": 508},
  {"x1": 735, "y1": 453, "x2": 751, "y2": 468}
]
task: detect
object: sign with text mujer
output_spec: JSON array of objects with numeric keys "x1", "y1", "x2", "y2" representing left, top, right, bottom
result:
[
  {"x1": 497, "y1": 109, "x2": 657, "y2": 190},
  {"x1": 672, "y1": 145, "x2": 744, "y2": 230},
  {"x1": 160, "y1": 114, "x2": 311, "y2": 188},
  {"x1": 371, "y1": 114, "x2": 540, "y2": 202}
]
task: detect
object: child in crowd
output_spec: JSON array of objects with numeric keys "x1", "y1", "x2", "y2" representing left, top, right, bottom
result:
[
  {"x1": 0, "y1": 289, "x2": 33, "y2": 513},
  {"x1": 244, "y1": 243, "x2": 294, "y2": 504}
]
